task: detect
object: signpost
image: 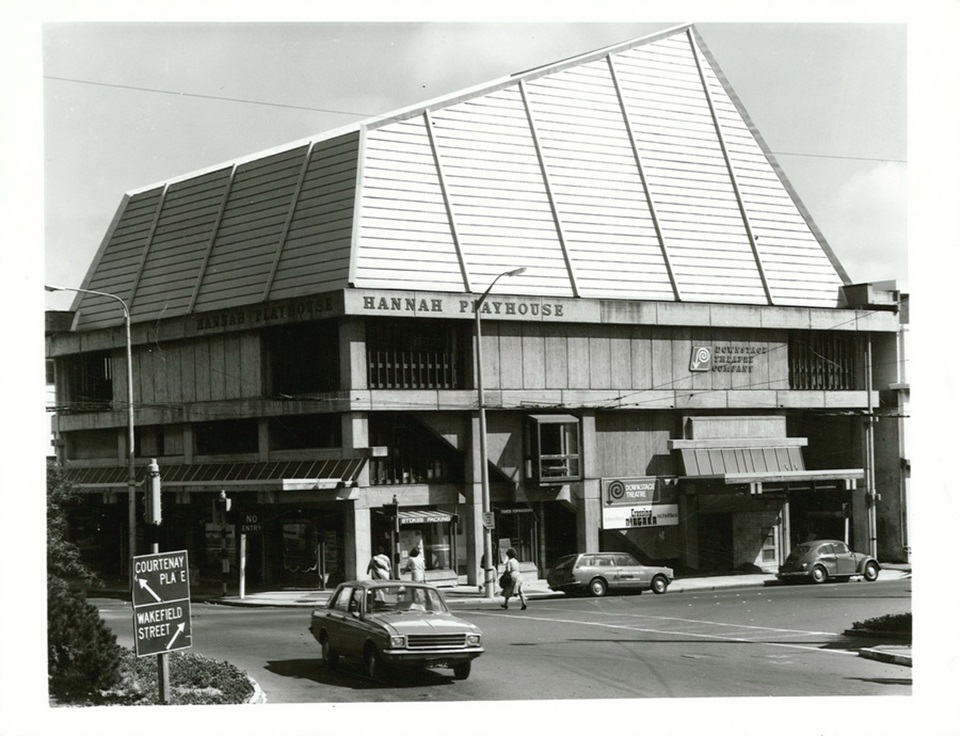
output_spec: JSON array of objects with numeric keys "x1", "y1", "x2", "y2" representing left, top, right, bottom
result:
[{"x1": 132, "y1": 550, "x2": 193, "y2": 659}]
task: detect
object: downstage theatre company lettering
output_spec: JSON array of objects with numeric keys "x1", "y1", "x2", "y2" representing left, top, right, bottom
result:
[{"x1": 690, "y1": 345, "x2": 768, "y2": 373}]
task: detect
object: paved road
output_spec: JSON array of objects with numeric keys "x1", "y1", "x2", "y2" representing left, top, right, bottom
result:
[{"x1": 93, "y1": 576, "x2": 911, "y2": 703}]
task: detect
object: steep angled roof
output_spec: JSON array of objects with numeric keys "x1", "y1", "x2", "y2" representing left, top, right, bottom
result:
[{"x1": 72, "y1": 24, "x2": 849, "y2": 330}]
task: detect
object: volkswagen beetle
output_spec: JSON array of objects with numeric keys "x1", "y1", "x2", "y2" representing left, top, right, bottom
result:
[
  {"x1": 309, "y1": 580, "x2": 483, "y2": 680},
  {"x1": 777, "y1": 539, "x2": 881, "y2": 584}
]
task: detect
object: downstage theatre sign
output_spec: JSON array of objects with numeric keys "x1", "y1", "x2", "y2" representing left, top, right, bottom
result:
[{"x1": 601, "y1": 477, "x2": 679, "y2": 530}]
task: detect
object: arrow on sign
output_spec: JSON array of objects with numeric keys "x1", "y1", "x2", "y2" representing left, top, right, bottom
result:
[
  {"x1": 166, "y1": 622, "x2": 186, "y2": 651},
  {"x1": 137, "y1": 577, "x2": 162, "y2": 603}
]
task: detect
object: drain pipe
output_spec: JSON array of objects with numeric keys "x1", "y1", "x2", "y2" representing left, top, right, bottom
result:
[{"x1": 865, "y1": 337, "x2": 878, "y2": 558}]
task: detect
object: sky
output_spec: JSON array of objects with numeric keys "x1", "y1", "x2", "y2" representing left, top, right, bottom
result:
[
  {"x1": 4, "y1": 2, "x2": 960, "y2": 734},
  {"x1": 38, "y1": 20, "x2": 910, "y2": 312}
]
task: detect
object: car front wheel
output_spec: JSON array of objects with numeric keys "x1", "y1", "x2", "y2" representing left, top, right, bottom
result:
[
  {"x1": 321, "y1": 637, "x2": 339, "y2": 667},
  {"x1": 364, "y1": 645, "x2": 384, "y2": 680},
  {"x1": 810, "y1": 565, "x2": 829, "y2": 584},
  {"x1": 588, "y1": 577, "x2": 608, "y2": 597},
  {"x1": 863, "y1": 561, "x2": 880, "y2": 582},
  {"x1": 453, "y1": 662, "x2": 471, "y2": 680},
  {"x1": 650, "y1": 575, "x2": 669, "y2": 595}
]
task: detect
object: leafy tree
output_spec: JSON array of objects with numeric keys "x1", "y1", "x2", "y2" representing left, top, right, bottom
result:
[{"x1": 47, "y1": 462, "x2": 122, "y2": 701}]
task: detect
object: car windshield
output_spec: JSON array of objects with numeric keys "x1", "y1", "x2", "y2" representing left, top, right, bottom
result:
[{"x1": 365, "y1": 585, "x2": 447, "y2": 614}]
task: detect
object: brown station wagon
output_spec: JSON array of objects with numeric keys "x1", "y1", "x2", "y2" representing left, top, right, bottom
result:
[{"x1": 547, "y1": 552, "x2": 674, "y2": 597}]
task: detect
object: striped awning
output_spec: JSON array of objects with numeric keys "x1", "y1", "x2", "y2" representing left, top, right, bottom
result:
[
  {"x1": 61, "y1": 458, "x2": 367, "y2": 491},
  {"x1": 669, "y1": 437, "x2": 862, "y2": 494},
  {"x1": 398, "y1": 510, "x2": 457, "y2": 525}
]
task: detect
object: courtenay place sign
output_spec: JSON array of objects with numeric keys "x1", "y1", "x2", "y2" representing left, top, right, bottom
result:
[{"x1": 131, "y1": 550, "x2": 192, "y2": 657}]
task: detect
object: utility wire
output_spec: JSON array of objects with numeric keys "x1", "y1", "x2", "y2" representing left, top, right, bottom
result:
[
  {"x1": 43, "y1": 75, "x2": 378, "y2": 119},
  {"x1": 44, "y1": 74, "x2": 906, "y2": 165}
]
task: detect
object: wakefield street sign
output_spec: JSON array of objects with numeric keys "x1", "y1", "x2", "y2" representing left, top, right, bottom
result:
[{"x1": 131, "y1": 550, "x2": 193, "y2": 657}]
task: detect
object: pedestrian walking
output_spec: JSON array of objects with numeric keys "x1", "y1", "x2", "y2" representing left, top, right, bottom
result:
[
  {"x1": 367, "y1": 545, "x2": 392, "y2": 580},
  {"x1": 404, "y1": 545, "x2": 426, "y2": 582},
  {"x1": 500, "y1": 548, "x2": 526, "y2": 610}
]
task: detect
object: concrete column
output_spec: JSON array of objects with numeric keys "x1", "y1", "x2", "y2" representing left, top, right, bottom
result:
[
  {"x1": 577, "y1": 480, "x2": 601, "y2": 553},
  {"x1": 466, "y1": 413, "x2": 483, "y2": 587},
  {"x1": 342, "y1": 412, "x2": 370, "y2": 487},
  {"x1": 577, "y1": 412, "x2": 600, "y2": 553},
  {"x1": 339, "y1": 316, "x2": 367, "y2": 390},
  {"x1": 678, "y1": 492, "x2": 698, "y2": 570},
  {"x1": 346, "y1": 503, "x2": 372, "y2": 582},
  {"x1": 257, "y1": 418, "x2": 269, "y2": 462}
]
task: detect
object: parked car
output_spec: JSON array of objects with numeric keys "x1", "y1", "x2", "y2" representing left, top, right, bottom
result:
[
  {"x1": 777, "y1": 540, "x2": 881, "y2": 584},
  {"x1": 547, "y1": 552, "x2": 674, "y2": 597},
  {"x1": 309, "y1": 580, "x2": 483, "y2": 680}
]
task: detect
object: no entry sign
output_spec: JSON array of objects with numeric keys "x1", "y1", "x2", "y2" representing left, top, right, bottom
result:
[{"x1": 131, "y1": 550, "x2": 193, "y2": 657}]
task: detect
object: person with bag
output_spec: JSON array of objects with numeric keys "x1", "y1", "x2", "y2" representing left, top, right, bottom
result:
[
  {"x1": 367, "y1": 545, "x2": 392, "y2": 580},
  {"x1": 499, "y1": 548, "x2": 527, "y2": 610}
]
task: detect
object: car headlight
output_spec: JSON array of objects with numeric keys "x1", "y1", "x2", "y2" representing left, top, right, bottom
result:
[
  {"x1": 389, "y1": 635, "x2": 406, "y2": 649},
  {"x1": 467, "y1": 634, "x2": 481, "y2": 647}
]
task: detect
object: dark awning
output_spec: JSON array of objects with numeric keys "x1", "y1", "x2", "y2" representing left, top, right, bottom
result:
[
  {"x1": 685, "y1": 469, "x2": 864, "y2": 495},
  {"x1": 61, "y1": 458, "x2": 367, "y2": 492},
  {"x1": 528, "y1": 414, "x2": 579, "y2": 424}
]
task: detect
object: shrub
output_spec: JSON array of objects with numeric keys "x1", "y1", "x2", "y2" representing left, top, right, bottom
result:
[
  {"x1": 47, "y1": 577, "x2": 122, "y2": 700},
  {"x1": 47, "y1": 462, "x2": 123, "y2": 701},
  {"x1": 95, "y1": 648, "x2": 254, "y2": 705},
  {"x1": 851, "y1": 612, "x2": 912, "y2": 634}
]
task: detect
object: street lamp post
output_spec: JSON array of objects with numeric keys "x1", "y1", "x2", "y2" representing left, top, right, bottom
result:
[
  {"x1": 474, "y1": 267, "x2": 526, "y2": 598},
  {"x1": 46, "y1": 285, "x2": 137, "y2": 579}
]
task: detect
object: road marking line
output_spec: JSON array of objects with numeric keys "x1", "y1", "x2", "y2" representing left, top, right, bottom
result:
[
  {"x1": 559, "y1": 609, "x2": 837, "y2": 637},
  {"x1": 470, "y1": 611, "x2": 857, "y2": 656}
]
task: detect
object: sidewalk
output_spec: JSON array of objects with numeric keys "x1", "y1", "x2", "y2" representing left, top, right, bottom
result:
[{"x1": 198, "y1": 566, "x2": 912, "y2": 667}]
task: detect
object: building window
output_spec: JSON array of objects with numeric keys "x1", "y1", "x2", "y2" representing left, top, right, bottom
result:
[
  {"x1": 194, "y1": 419, "x2": 258, "y2": 455},
  {"x1": 366, "y1": 318, "x2": 466, "y2": 390},
  {"x1": 135, "y1": 425, "x2": 166, "y2": 458},
  {"x1": 268, "y1": 414, "x2": 342, "y2": 450},
  {"x1": 788, "y1": 332, "x2": 862, "y2": 390},
  {"x1": 60, "y1": 351, "x2": 113, "y2": 411},
  {"x1": 266, "y1": 321, "x2": 340, "y2": 397},
  {"x1": 368, "y1": 414, "x2": 464, "y2": 485},
  {"x1": 526, "y1": 415, "x2": 581, "y2": 485}
]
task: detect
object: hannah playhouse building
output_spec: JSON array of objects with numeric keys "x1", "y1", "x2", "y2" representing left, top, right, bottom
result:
[{"x1": 46, "y1": 24, "x2": 909, "y2": 590}]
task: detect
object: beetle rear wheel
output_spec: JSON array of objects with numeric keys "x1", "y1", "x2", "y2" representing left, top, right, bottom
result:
[
  {"x1": 588, "y1": 577, "x2": 608, "y2": 597},
  {"x1": 810, "y1": 565, "x2": 828, "y2": 584}
]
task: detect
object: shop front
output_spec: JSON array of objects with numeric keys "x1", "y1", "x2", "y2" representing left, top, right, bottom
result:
[
  {"x1": 599, "y1": 477, "x2": 681, "y2": 566},
  {"x1": 374, "y1": 508, "x2": 459, "y2": 586}
]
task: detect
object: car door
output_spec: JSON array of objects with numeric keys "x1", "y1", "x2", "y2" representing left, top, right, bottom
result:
[
  {"x1": 831, "y1": 542, "x2": 858, "y2": 576},
  {"x1": 576, "y1": 555, "x2": 602, "y2": 588},
  {"x1": 321, "y1": 586, "x2": 353, "y2": 654},
  {"x1": 816, "y1": 543, "x2": 839, "y2": 577},
  {"x1": 338, "y1": 587, "x2": 370, "y2": 658},
  {"x1": 613, "y1": 553, "x2": 646, "y2": 589}
]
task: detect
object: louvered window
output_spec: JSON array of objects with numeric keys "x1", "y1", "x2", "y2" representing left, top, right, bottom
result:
[
  {"x1": 788, "y1": 333, "x2": 862, "y2": 390},
  {"x1": 366, "y1": 318, "x2": 466, "y2": 390}
]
